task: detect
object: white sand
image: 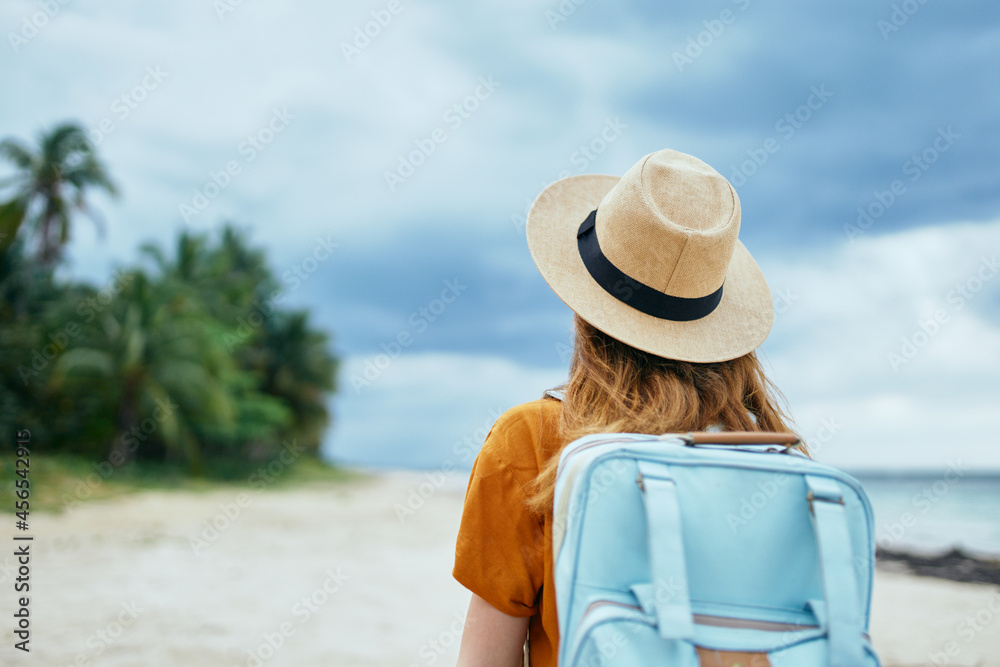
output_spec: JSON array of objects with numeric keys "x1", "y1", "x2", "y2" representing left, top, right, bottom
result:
[{"x1": 2, "y1": 471, "x2": 998, "y2": 666}]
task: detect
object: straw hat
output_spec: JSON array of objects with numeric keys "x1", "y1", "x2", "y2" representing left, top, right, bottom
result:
[{"x1": 526, "y1": 148, "x2": 773, "y2": 363}]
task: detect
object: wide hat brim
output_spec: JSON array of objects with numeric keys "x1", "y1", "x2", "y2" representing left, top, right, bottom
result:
[{"x1": 526, "y1": 174, "x2": 774, "y2": 363}]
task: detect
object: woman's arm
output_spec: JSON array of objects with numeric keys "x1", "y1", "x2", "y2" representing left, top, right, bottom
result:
[{"x1": 455, "y1": 593, "x2": 530, "y2": 667}]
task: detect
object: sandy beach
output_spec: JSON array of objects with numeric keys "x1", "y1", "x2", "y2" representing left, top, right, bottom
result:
[{"x1": 2, "y1": 471, "x2": 998, "y2": 666}]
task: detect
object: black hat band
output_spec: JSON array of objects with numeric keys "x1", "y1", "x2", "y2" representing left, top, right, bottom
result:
[{"x1": 576, "y1": 209, "x2": 724, "y2": 322}]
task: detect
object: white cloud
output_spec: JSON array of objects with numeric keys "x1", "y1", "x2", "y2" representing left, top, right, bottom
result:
[
  {"x1": 4, "y1": 1, "x2": 998, "y2": 473},
  {"x1": 759, "y1": 219, "x2": 1000, "y2": 469},
  {"x1": 2, "y1": 0, "x2": 666, "y2": 281},
  {"x1": 326, "y1": 220, "x2": 1000, "y2": 472},
  {"x1": 326, "y1": 353, "x2": 567, "y2": 469}
]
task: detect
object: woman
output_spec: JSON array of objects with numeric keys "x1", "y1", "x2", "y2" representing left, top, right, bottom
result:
[{"x1": 453, "y1": 149, "x2": 799, "y2": 666}]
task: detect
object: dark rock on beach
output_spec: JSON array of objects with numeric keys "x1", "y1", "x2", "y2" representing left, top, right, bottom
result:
[{"x1": 876, "y1": 547, "x2": 1000, "y2": 586}]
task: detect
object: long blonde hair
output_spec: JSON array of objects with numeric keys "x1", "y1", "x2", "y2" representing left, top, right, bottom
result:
[{"x1": 526, "y1": 316, "x2": 801, "y2": 514}]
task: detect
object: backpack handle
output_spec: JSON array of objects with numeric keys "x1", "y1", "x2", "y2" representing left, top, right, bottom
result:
[
  {"x1": 681, "y1": 431, "x2": 800, "y2": 447},
  {"x1": 636, "y1": 461, "x2": 696, "y2": 641},
  {"x1": 805, "y1": 475, "x2": 866, "y2": 667}
]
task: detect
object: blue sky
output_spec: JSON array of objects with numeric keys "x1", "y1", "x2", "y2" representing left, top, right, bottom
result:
[{"x1": 2, "y1": 0, "x2": 999, "y2": 471}]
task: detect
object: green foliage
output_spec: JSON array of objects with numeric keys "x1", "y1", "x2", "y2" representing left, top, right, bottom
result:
[
  {"x1": 0, "y1": 227, "x2": 339, "y2": 471},
  {"x1": 0, "y1": 121, "x2": 117, "y2": 263},
  {"x1": 0, "y1": 123, "x2": 339, "y2": 474}
]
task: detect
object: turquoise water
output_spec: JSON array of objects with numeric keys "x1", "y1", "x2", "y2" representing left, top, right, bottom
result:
[{"x1": 851, "y1": 472, "x2": 1000, "y2": 557}]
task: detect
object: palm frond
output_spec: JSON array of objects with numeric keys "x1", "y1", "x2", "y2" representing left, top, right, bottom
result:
[
  {"x1": 49, "y1": 347, "x2": 115, "y2": 388},
  {"x1": 0, "y1": 122, "x2": 120, "y2": 264},
  {"x1": 61, "y1": 154, "x2": 118, "y2": 197},
  {"x1": 139, "y1": 242, "x2": 168, "y2": 272},
  {"x1": 0, "y1": 139, "x2": 36, "y2": 170},
  {"x1": 0, "y1": 197, "x2": 29, "y2": 252},
  {"x1": 140, "y1": 377, "x2": 200, "y2": 467},
  {"x1": 72, "y1": 198, "x2": 107, "y2": 238},
  {"x1": 58, "y1": 210, "x2": 71, "y2": 245},
  {"x1": 40, "y1": 122, "x2": 90, "y2": 164},
  {"x1": 0, "y1": 173, "x2": 29, "y2": 190}
]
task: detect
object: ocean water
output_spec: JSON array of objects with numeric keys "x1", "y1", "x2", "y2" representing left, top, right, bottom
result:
[{"x1": 850, "y1": 471, "x2": 1000, "y2": 558}]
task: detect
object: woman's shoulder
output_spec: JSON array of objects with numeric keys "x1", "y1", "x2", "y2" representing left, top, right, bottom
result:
[
  {"x1": 493, "y1": 396, "x2": 562, "y2": 431},
  {"x1": 479, "y1": 396, "x2": 563, "y2": 478}
]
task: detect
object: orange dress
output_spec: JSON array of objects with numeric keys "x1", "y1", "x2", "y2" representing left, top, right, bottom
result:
[{"x1": 453, "y1": 397, "x2": 563, "y2": 667}]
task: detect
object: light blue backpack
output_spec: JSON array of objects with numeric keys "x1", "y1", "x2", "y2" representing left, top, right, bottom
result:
[{"x1": 552, "y1": 429, "x2": 881, "y2": 666}]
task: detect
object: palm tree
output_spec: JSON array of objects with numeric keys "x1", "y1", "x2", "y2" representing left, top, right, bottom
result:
[
  {"x1": 49, "y1": 271, "x2": 239, "y2": 471},
  {"x1": 252, "y1": 311, "x2": 338, "y2": 454},
  {"x1": 42, "y1": 224, "x2": 338, "y2": 470},
  {"x1": 140, "y1": 224, "x2": 272, "y2": 324},
  {"x1": 0, "y1": 122, "x2": 117, "y2": 264},
  {"x1": 144, "y1": 225, "x2": 338, "y2": 455}
]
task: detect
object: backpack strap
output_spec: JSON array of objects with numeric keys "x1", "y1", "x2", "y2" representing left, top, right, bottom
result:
[
  {"x1": 804, "y1": 475, "x2": 865, "y2": 667},
  {"x1": 544, "y1": 389, "x2": 565, "y2": 401},
  {"x1": 635, "y1": 461, "x2": 696, "y2": 641}
]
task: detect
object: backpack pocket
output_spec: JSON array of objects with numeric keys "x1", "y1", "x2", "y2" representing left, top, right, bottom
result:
[
  {"x1": 566, "y1": 599, "x2": 882, "y2": 667},
  {"x1": 765, "y1": 635, "x2": 881, "y2": 667},
  {"x1": 565, "y1": 600, "x2": 700, "y2": 666}
]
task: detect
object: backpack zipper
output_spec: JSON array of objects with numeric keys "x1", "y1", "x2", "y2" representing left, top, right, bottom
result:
[
  {"x1": 558, "y1": 435, "x2": 803, "y2": 480},
  {"x1": 556, "y1": 436, "x2": 648, "y2": 478}
]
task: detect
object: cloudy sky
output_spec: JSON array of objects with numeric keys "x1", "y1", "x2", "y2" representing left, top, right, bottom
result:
[{"x1": 2, "y1": 0, "x2": 998, "y2": 472}]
